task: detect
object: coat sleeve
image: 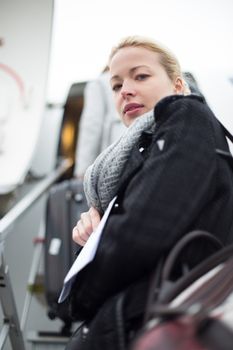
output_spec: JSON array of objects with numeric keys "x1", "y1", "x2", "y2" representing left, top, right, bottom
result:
[{"x1": 69, "y1": 98, "x2": 217, "y2": 319}]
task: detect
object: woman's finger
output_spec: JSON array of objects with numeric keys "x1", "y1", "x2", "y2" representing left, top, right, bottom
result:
[
  {"x1": 89, "y1": 207, "x2": 101, "y2": 230},
  {"x1": 72, "y1": 220, "x2": 88, "y2": 246}
]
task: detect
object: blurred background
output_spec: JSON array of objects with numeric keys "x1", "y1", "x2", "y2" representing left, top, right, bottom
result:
[{"x1": 48, "y1": 0, "x2": 233, "y2": 104}]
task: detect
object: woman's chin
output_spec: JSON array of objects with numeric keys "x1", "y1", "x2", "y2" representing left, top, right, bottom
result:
[{"x1": 123, "y1": 111, "x2": 147, "y2": 127}]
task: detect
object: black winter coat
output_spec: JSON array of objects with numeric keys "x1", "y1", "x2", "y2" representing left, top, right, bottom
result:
[{"x1": 66, "y1": 94, "x2": 233, "y2": 349}]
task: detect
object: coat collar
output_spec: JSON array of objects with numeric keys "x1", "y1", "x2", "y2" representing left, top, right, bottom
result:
[{"x1": 154, "y1": 94, "x2": 205, "y2": 123}]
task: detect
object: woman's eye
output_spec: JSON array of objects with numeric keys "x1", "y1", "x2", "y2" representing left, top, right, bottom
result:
[
  {"x1": 136, "y1": 74, "x2": 149, "y2": 81},
  {"x1": 112, "y1": 84, "x2": 122, "y2": 92}
]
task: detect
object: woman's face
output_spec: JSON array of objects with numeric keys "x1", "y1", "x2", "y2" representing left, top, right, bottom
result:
[{"x1": 109, "y1": 46, "x2": 182, "y2": 126}]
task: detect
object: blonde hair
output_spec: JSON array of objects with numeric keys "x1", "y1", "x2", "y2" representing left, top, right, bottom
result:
[{"x1": 109, "y1": 35, "x2": 190, "y2": 94}]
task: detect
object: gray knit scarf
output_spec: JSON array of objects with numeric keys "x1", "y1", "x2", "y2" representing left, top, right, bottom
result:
[{"x1": 84, "y1": 110, "x2": 155, "y2": 214}]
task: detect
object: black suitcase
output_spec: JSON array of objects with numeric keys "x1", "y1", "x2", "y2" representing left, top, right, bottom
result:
[{"x1": 44, "y1": 178, "x2": 88, "y2": 335}]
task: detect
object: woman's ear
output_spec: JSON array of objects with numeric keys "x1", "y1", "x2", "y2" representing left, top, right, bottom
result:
[{"x1": 174, "y1": 77, "x2": 185, "y2": 94}]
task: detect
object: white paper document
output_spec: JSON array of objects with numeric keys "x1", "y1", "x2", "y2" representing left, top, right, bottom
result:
[{"x1": 58, "y1": 196, "x2": 117, "y2": 303}]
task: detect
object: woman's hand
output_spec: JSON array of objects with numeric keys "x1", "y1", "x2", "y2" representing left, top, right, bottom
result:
[{"x1": 72, "y1": 207, "x2": 101, "y2": 246}]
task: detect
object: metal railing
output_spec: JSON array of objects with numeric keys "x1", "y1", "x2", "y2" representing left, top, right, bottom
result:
[{"x1": 0, "y1": 158, "x2": 72, "y2": 350}]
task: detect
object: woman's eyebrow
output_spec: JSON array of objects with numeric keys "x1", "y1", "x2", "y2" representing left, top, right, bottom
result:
[
  {"x1": 110, "y1": 75, "x2": 120, "y2": 82},
  {"x1": 130, "y1": 65, "x2": 149, "y2": 73},
  {"x1": 110, "y1": 65, "x2": 150, "y2": 82}
]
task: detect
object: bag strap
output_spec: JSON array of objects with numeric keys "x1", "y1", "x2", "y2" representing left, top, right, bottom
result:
[
  {"x1": 161, "y1": 230, "x2": 223, "y2": 282},
  {"x1": 145, "y1": 256, "x2": 233, "y2": 350},
  {"x1": 219, "y1": 120, "x2": 233, "y2": 144},
  {"x1": 180, "y1": 256, "x2": 233, "y2": 310},
  {"x1": 215, "y1": 120, "x2": 233, "y2": 167},
  {"x1": 159, "y1": 242, "x2": 233, "y2": 304},
  {"x1": 144, "y1": 230, "x2": 223, "y2": 323}
]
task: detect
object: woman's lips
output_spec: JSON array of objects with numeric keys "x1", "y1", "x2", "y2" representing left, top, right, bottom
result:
[{"x1": 123, "y1": 103, "x2": 144, "y2": 115}]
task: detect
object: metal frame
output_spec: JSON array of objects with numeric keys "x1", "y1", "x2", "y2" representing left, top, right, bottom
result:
[{"x1": 0, "y1": 159, "x2": 72, "y2": 350}]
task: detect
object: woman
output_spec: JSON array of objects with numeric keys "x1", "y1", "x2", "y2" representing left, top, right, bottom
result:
[{"x1": 65, "y1": 36, "x2": 233, "y2": 349}]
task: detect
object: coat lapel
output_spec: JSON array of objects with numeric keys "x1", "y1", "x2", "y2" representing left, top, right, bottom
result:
[{"x1": 117, "y1": 131, "x2": 153, "y2": 192}]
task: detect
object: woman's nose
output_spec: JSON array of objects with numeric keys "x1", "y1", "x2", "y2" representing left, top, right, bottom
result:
[{"x1": 121, "y1": 82, "x2": 135, "y2": 98}]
